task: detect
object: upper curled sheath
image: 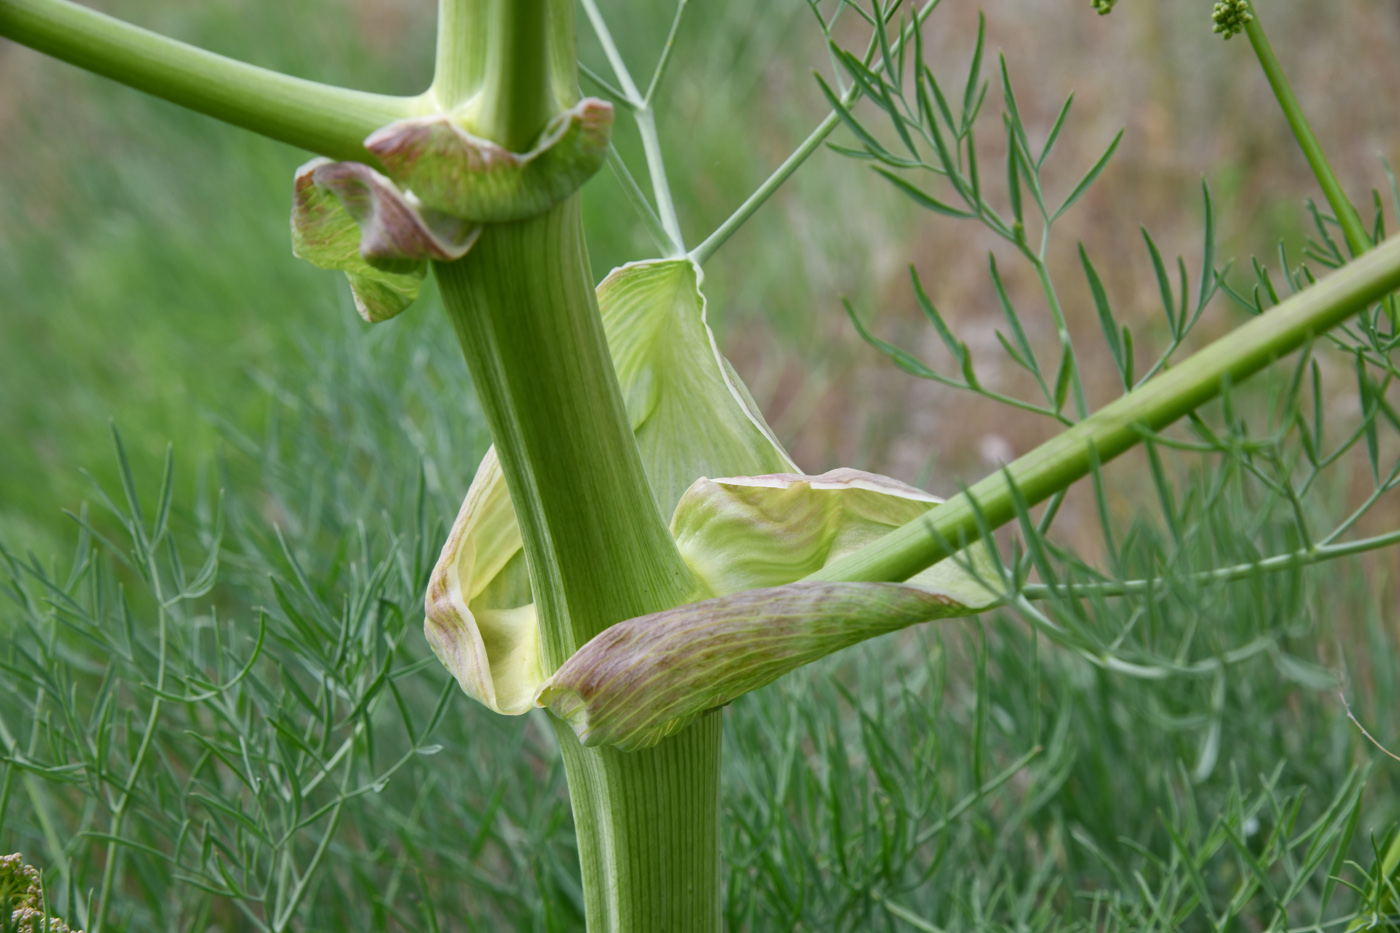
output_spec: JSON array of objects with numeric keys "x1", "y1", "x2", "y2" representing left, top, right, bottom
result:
[{"x1": 290, "y1": 98, "x2": 613, "y2": 322}]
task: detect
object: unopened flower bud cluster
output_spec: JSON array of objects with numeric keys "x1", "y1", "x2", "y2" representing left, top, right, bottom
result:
[
  {"x1": 1212, "y1": 0, "x2": 1253, "y2": 39},
  {"x1": 2, "y1": 854, "x2": 82, "y2": 933}
]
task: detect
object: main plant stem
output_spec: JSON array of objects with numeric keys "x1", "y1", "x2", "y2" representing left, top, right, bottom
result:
[{"x1": 434, "y1": 2, "x2": 721, "y2": 928}]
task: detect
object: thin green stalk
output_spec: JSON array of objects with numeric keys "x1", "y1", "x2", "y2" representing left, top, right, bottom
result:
[
  {"x1": 1031, "y1": 256, "x2": 1090, "y2": 420},
  {"x1": 0, "y1": 0, "x2": 427, "y2": 163},
  {"x1": 634, "y1": 109, "x2": 686, "y2": 254},
  {"x1": 579, "y1": 0, "x2": 685, "y2": 253},
  {"x1": 810, "y1": 235, "x2": 1400, "y2": 585},
  {"x1": 1021, "y1": 526, "x2": 1400, "y2": 600},
  {"x1": 689, "y1": 0, "x2": 940, "y2": 267},
  {"x1": 608, "y1": 144, "x2": 678, "y2": 255},
  {"x1": 690, "y1": 110, "x2": 840, "y2": 267},
  {"x1": 95, "y1": 556, "x2": 169, "y2": 933},
  {"x1": 271, "y1": 752, "x2": 352, "y2": 932},
  {"x1": 1243, "y1": 8, "x2": 1370, "y2": 257},
  {"x1": 643, "y1": 0, "x2": 690, "y2": 107}
]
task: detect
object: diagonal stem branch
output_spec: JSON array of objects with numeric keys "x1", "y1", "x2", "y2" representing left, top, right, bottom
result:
[
  {"x1": 689, "y1": 0, "x2": 940, "y2": 267},
  {"x1": 810, "y1": 236, "x2": 1400, "y2": 585}
]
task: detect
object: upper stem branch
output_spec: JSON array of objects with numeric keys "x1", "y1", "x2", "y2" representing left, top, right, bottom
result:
[
  {"x1": 1243, "y1": 11, "x2": 1370, "y2": 257},
  {"x1": 0, "y1": 0, "x2": 426, "y2": 162},
  {"x1": 475, "y1": 0, "x2": 553, "y2": 150},
  {"x1": 432, "y1": 0, "x2": 486, "y2": 110}
]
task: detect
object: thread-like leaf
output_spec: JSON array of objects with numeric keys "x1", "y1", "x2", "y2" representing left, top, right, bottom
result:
[{"x1": 1053, "y1": 129, "x2": 1123, "y2": 222}]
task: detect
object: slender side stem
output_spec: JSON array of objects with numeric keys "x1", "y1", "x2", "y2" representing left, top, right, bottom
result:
[
  {"x1": 690, "y1": 111, "x2": 840, "y2": 267},
  {"x1": 95, "y1": 550, "x2": 170, "y2": 933},
  {"x1": 689, "y1": 0, "x2": 940, "y2": 267},
  {"x1": 1243, "y1": 9, "x2": 1369, "y2": 257},
  {"x1": 1031, "y1": 257, "x2": 1089, "y2": 420},
  {"x1": 635, "y1": 110, "x2": 686, "y2": 254},
  {"x1": 643, "y1": 0, "x2": 690, "y2": 107},
  {"x1": 608, "y1": 144, "x2": 677, "y2": 255},
  {"x1": 1021, "y1": 526, "x2": 1400, "y2": 600},
  {"x1": 810, "y1": 236, "x2": 1400, "y2": 584},
  {"x1": 0, "y1": 0, "x2": 426, "y2": 162},
  {"x1": 579, "y1": 0, "x2": 685, "y2": 252}
]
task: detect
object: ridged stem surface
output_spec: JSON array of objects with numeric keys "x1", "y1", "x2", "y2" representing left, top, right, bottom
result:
[{"x1": 436, "y1": 200, "x2": 721, "y2": 931}]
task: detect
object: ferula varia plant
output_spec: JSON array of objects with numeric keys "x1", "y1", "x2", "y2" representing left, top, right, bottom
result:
[{"x1": 2, "y1": 0, "x2": 1400, "y2": 929}]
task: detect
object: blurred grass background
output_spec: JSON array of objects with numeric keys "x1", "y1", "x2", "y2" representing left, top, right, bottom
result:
[
  {"x1": 3, "y1": 0, "x2": 1399, "y2": 546},
  {"x1": 2, "y1": 0, "x2": 1400, "y2": 928}
]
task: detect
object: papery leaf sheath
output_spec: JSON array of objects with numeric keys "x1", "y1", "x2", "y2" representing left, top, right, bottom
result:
[
  {"x1": 368, "y1": 99, "x2": 613, "y2": 223},
  {"x1": 537, "y1": 468, "x2": 1002, "y2": 748},
  {"x1": 537, "y1": 580, "x2": 990, "y2": 751},
  {"x1": 291, "y1": 159, "x2": 426, "y2": 323},
  {"x1": 423, "y1": 448, "x2": 540, "y2": 714},
  {"x1": 598, "y1": 259, "x2": 797, "y2": 516},
  {"x1": 291, "y1": 158, "x2": 479, "y2": 322},
  {"x1": 310, "y1": 160, "x2": 480, "y2": 266},
  {"x1": 426, "y1": 258, "x2": 797, "y2": 708},
  {"x1": 672, "y1": 469, "x2": 940, "y2": 596}
]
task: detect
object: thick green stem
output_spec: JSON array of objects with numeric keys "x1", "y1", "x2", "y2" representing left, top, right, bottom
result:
[
  {"x1": 438, "y1": 199, "x2": 722, "y2": 933},
  {"x1": 433, "y1": 2, "x2": 720, "y2": 927},
  {"x1": 436, "y1": 201, "x2": 693, "y2": 665},
  {"x1": 811, "y1": 236, "x2": 1400, "y2": 585},
  {"x1": 1243, "y1": 10, "x2": 1370, "y2": 257},
  {"x1": 555, "y1": 713, "x2": 722, "y2": 931},
  {"x1": 0, "y1": 0, "x2": 424, "y2": 162}
]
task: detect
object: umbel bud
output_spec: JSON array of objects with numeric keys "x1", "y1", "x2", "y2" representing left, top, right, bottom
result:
[
  {"x1": 2, "y1": 852, "x2": 81, "y2": 933},
  {"x1": 290, "y1": 98, "x2": 613, "y2": 322},
  {"x1": 1212, "y1": 0, "x2": 1253, "y2": 39}
]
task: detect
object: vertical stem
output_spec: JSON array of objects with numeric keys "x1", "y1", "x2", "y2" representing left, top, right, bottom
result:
[
  {"x1": 556, "y1": 713, "x2": 722, "y2": 931},
  {"x1": 436, "y1": 201, "x2": 695, "y2": 664},
  {"x1": 432, "y1": 8, "x2": 720, "y2": 927},
  {"x1": 433, "y1": 0, "x2": 486, "y2": 110},
  {"x1": 438, "y1": 197, "x2": 723, "y2": 933},
  {"x1": 475, "y1": 0, "x2": 553, "y2": 150},
  {"x1": 1243, "y1": 9, "x2": 1370, "y2": 257}
]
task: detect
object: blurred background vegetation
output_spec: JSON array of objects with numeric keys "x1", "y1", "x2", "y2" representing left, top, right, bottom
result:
[{"x1": 2, "y1": 0, "x2": 1400, "y2": 929}]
